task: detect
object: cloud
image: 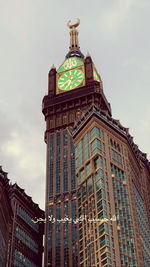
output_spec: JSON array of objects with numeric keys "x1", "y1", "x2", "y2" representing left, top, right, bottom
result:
[
  {"x1": 2, "y1": 132, "x2": 21, "y2": 156},
  {"x1": 99, "y1": 0, "x2": 134, "y2": 37},
  {"x1": 0, "y1": 111, "x2": 45, "y2": 209},
  {"x1": 1, "y1": 127, "x2": 45, "y2": 174}
]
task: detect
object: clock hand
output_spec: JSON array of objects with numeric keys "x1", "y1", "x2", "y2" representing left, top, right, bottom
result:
[
  {"x1": 68, "y1": 79, "x2": 72, "y2": 86},
  {"x1": 61, "y1": 79, "x2": 70, "y2": 86},
  {"x1": 63, "y1": 78, "x2": 73, "y2": 90}
]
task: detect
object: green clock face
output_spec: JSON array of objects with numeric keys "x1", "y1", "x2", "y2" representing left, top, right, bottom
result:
[
  {"x1": 57, "y1": 57, "x2": 83, "y2": 73},
  {"x1": 58, "y1": 69, "x2": 83, "y2": 91}
]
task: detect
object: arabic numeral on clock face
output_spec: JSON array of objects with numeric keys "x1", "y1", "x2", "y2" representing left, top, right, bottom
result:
[
  {"x1": 63, "y1": 58, "x2": 77, "y2": 70},
  {"x1": 71, "y1": 58, "x2": 77, "y2": 67}
]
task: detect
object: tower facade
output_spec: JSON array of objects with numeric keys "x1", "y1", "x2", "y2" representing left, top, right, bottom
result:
[
  {"x1": 42, "y1": 20, "x2": 111, "y2": 267},
  {"x1": 72, "y1": 106, "x2": 150, "y2": 267}
]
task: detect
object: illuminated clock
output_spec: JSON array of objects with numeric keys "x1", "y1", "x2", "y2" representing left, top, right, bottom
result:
[{"x1": 58, "y1": 69, "x2": 83, "y2": 91}]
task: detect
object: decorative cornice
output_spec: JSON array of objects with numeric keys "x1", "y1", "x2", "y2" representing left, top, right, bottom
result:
[{"x1": 9, "y1": 183, "x2": 44, "y2": 216}]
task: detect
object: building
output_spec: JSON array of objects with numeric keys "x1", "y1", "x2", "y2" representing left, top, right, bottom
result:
[
  {"x1": 0, "y1": 166, "x2": 12, "y2": 267},
  {"x1": 72, "y1": 105, "x2": 150, "y2": 267},
  {"x1": 8, "y1": 183, "x2": 44, "y2": 267},
  {"x1": 0, "y1": 164, "x2": 45, "y2": 267},
  {"x1": 42, "y1": 20, "x2": 150, "y2": 267},
  {"x1": 42, "y1": 19, "x2": 112, "y2": 267}
]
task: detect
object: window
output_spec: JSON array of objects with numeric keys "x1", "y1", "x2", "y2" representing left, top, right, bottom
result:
[
  {"x1": 72, "y1": 201, "x2": 76, "y2": 220},
  {"x1": 100, "y1": 235, "x2": 109, "y2": 247},
  {"x1": 98, "y1": 210, "x2": 107, "y2": 220},
  {"x1": 96, "y1": 179, "x2": 104, "y2": 191},
  {"x1": 49, "y1": 134, "x2": 54, "y2": 196},
  {"x1": 70, "y1": 136, "x2": 76, "y2": 190},
  {"x1": 80, "y1": 252, "x2": 84, "y2": 262},
  {"x1": 56, "y1": 230, "x2": 61, "y2": 265},
  {"x1": 63, "y1": 131, "x2": 68, "y2": 192},
  {"x1": 91, "y1": 138, "x2": 102, "y2": 155},
  {"x1": 80, "y1": 169, "x2": 85, "y2": 182},
  {"x1": 84, "y1": 133, "x2": 89, "y2": 161},
  {"x1": 96, "y1": 189, "x2": 105, "y2": 201},
  {"x1": 87, "y1": 176, "x2": 93, "y2": 195},
  {"x1": 56, "y1": 132, "x2": 61, "y2": 193},
  {"x1": 64, "y1": 229, "x2": 69, "y2": 264},
  {"x1": 94, "y1": 156, "x2": 103, "y2": 169},
  {"x1": 90, "y1": 126, "x2": 100, "y2": 140},
  {"x1": 78, "y1": 140, "x2": 83, "y2": 167},
  {"x1": 99, "y1": 223, "x2": 109, "y2": 235},
  {"x1": 97, "y1": 200, "x2": 106, "y2": 213},
  {"x1": 86, "y1": 162, "x2": 91, "y2": 176},
  {"x1": 56, "y1": 203, "x2": 61, "y2": 227},
  {"x1": 81, "y1": 182, "x2": 86, "y2": 202},
  {"x1": 64, "y1": 201, "x2": 69, "y2": 217}
]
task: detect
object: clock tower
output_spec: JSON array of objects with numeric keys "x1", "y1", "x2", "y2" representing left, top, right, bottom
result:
[{"x1": 42, "y1": 19, "x2": 111, "y2": 267}]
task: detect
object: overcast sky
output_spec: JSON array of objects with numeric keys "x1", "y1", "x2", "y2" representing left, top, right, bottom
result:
[{"x1": 0, "y1": 0, "x2": 150, "y2": 210}]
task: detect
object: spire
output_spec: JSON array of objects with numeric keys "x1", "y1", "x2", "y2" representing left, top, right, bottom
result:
[
  {"x1": 50, "y1": 64, "x2": 55, "y2": 70},
  {"x1": 66, "y1": 18, "x2": 84, "y2": 59},
  {"x1": 86, "y1": 51, "x2": 91, "y2": 58}
]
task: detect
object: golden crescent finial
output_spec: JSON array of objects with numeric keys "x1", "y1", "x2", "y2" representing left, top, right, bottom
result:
[{"x1": 67, "y1": 18, "x2": 80, "y2": 29}]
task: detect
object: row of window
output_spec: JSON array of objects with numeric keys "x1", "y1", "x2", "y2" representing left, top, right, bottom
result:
[
  {"x1": 78, "y1": 198, "x2": 95, "y2": 217},
  {"x1": 72, "y1": 200, "x2": 78, "y2": 261},
  {"x1": 111, "y1": 165, "x2": 137, "y2": 265},
  {"x1": 132, "y1": 183, "x2": 150, "y2": 267},
  {"x1": 111, "y1": 149, "x2": 122, "y2": 168},
  {"x1": 111, "y1": 165, "x2": 125, "y2": 180},
  {"x1": 16, "y1": 226, "x2": 38, "y2": 254},
  {"x1": 49, "y1": 131, "x2": 76, "y2": 196},
  {"x1": 120, "y1": 253, "x2": 137, "y2": 266},
  {"x1": 91, "y1": 126, "x2": 104, "y2": 141},
  {"x1": 14, "y1": 249, "x2": 37, "y2": 267},
  {"x1": 56, "y1": 230, "x2": 61, "y2": 265},
  {"x1": 78, "y1": 176, "x2": 94, "y2": 203},
  {"x1": 19, "y1": 207, "x2": 39, "y2": 232},
  {"x1": 70, "y1": 136, "x2": 76, "y2": 190},
  {"x1": 78, "y1": 155, "x2": 105, "y2": 184},
  {"x1": 56, "y1": 132, "x2": 61, "y2": 193},
  {"x1": 49, "y1": 134, "x2": 54, "y2": 196},
  {"x1": 63, "y1": 131, "x2": 68, "y2": 192},
  {"x1": 48, "y1": 206, "x2": 53, "y2": 264},
  {"x1": 79, "y1": 235, "x2": 112, "y2": 265},
  {"x1": 110, "y1": 138, "x2": 121, "y2": 152},
  {"x1": 76, "y1": 126, "x2": 105, "y2": 169}
]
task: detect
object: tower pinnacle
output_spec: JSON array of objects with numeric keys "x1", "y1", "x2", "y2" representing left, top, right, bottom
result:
[{"x1": 66, "y1": 18, "x2": 84, "y2": 59}]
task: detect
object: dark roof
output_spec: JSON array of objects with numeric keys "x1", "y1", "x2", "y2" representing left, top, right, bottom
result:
[{"x1": 65, "y1": 50, "x2": 84, "y2": 59}]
